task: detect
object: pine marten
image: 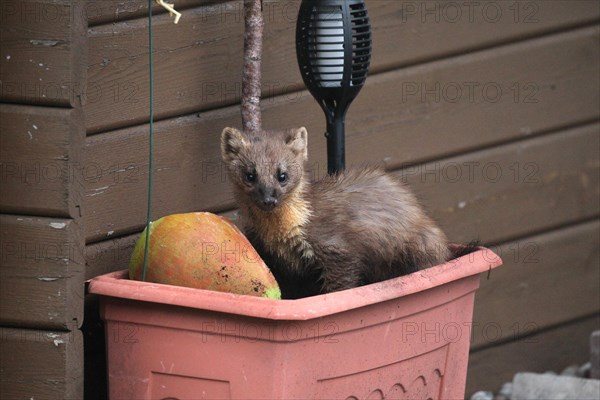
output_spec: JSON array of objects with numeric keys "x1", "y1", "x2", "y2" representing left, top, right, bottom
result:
[{"x1": 221, "y1": 126, "x2": 451, "y2": 298}]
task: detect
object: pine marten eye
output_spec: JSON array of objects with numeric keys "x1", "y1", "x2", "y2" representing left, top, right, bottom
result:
[
  {"x1": 277, "y1": 171, "x2": 288, "y2": 184},
  {"x1": 244, "y1": 171, "x2": 257, "y2": 183}
]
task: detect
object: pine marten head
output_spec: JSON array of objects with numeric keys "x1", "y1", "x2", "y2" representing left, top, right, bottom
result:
[{"x1": 221, "y1": 127, "x2": 308, "y2": 212}]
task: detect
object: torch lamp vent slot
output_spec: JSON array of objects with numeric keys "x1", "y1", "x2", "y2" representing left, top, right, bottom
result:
[{"x1": 297, "y1": 1, "x2": 371, "y2": 89}]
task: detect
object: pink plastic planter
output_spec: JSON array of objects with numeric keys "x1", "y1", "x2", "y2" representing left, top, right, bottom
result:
[{"x1": 89, "y1": 247, "x2": 501, "y2": 400}]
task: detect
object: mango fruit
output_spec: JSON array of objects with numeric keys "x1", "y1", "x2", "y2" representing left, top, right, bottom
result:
[{"x1": 129, "y1": 212, "x2": 281, "y2": 299}]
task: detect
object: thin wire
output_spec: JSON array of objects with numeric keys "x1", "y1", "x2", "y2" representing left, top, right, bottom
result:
[{"x1": 142, "y1": 0, "x2": 154, "y2": 281}]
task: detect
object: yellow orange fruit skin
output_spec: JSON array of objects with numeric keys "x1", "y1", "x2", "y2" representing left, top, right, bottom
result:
[{"x1": 129, "y1": 212, "x2": 281, "y2": 299}]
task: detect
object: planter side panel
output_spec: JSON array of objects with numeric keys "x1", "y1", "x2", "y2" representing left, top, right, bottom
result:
[
  {"x1": 302, "y1": 284, "x2": 477, "y2": 399},
  {"x1": 102, "y1": 301, "x2": 281, "y2": 399},
  {"x1": 99, "y1": 276, "x2": 480, "y2": 399}
]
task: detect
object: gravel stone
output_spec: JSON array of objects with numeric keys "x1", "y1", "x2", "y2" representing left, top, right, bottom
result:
[
  {"x1": 512, "y1": 372, "x2": 600, "y2": 400},
  {"x1": 498, "y1": 382, "x2": 513, "y2": 398},
  {"x1": 560, "y1": 365, "x2": 579, "y2": 377},
  {"x1": 471, "y1": 390, "x2": 494, "y2": 400}
]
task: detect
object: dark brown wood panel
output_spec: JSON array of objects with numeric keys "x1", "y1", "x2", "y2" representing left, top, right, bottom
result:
[
  {"x1": 0, "y1": 215, "x2": 84, "y2": 330},
  {"x1": 408, "y1": 123, "x2": 600, "y2": 245},
  {"x1": 88, "y1": 0, "x2": 600, "y2": 29},
  {"x1": 84, "y1": 26, "x2": 600, "y2": 242},
  {"x1": 346, "y1": 26, "x2": 600, "y2": 170},
  {"x1": 370, "y1": 0, "x2": 600, "y2": 72},
  {"x1": 0, "y1": 327, "x2": 83, "y2": 399},
  {"x1": 0, "y1": 104, "x2": 84, "y2": 218},
  {"x1": 0, "y1": 0, "x2": 86, "y2": 107},
  {"x1": 85, "y1": 1, "x2": 600, "y2": 133},
  {"x1": 466, "y1": 314, "x2": 600, "y2": 395},
  {"x1": 85, "y1": 233, "x2": 137, "y2": 280},
  {"x1": 84, "y1": 121, "x2": 600, "y2": 250},
  {"x1": 470, "y1": 220, "x2": 600, "y2": 349},
  {"x1": 84, "y1": 112, "x2": 231, "y2": 242},
  {"x1": 88, "y1": 0, "x2": 206, "y2": 26}
]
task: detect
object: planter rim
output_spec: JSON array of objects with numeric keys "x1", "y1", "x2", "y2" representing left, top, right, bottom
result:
[{"x1": 88, "y1": 246, "x2": 501, "y2": 320}]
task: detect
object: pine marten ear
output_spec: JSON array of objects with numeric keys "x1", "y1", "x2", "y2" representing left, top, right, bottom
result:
[
  {"x1": 286, "y1": 127, "x2": 308, "y2": 161},
  {"x1": 221, "y1": 127, "x2": 248, "y2": 162}
]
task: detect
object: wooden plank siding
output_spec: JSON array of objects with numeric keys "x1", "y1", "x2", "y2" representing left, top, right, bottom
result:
[
  {"x1": 0, "y1": 0, "x2": 87, "y2": 107},
  {"x1": 84, "y1": 122, "x2": 600, "y2": 273},
  {"x1": 88, "y1": 0, "x2": 208, "y2": 26},
  {"x1": 0, "y1": 104, "x2": 84, "y2": 218},
  {"x1": 84, "y1": 26, "x2": 600, "y2": 242},
  {"x1": 0, "y1": 215, "x2": 84, "y2": 331},
  {"x1": 0, "y1": 0, "x2": 87, "y2": 398},
  {"x1": 409, "y1": 123, "x2": 600, "y2": 245},
  {"x1": 85, "y1": 0, "x2": 600, "y2": 134},
  {"x1": 471, "y1": 219, "x2": 600, "y2": 349},
  {"x1": 88, "y1": 0, "x2": 600, "y2": 30},
  {"x1": 0, "y1": 326, "x2": 83, "y2": 399},
  {"x1": 85, "y1": 233, "x2": 138, "y2": 280}
]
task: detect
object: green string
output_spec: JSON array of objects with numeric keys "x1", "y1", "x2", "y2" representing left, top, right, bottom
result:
[{"x1": 142, "y1": 0, "x2": 154, "y2": 282}]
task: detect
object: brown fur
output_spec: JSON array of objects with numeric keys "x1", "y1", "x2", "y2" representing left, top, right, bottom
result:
[{"x1": 221, "y1": 127, "x2": 450, "y2": 298}]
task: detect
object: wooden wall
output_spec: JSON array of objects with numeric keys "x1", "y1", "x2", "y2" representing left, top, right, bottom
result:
[
  {"x1": 1, "y1": 0, "x2": 598, "y2": 398},
  {"x1": 0, "y1": 1, "x2": 86, "y2": 398}
]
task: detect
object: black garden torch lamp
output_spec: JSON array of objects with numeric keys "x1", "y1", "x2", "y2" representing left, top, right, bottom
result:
[{"x1": 296, "y1": 0, "x2": 372, "y2": 175}]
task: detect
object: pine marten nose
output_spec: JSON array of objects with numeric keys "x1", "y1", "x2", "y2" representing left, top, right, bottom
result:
[
  {"x1": 258, "y1": 187, "x2": 278, "y2": 209},
  {"x1": 263, "y1": 197, "x2": 278, "y2": 207}
]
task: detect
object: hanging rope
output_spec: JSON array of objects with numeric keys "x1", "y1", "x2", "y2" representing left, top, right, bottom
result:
[{"x1": 142, "y1": 0, "x2": 155, "y2": 281}]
